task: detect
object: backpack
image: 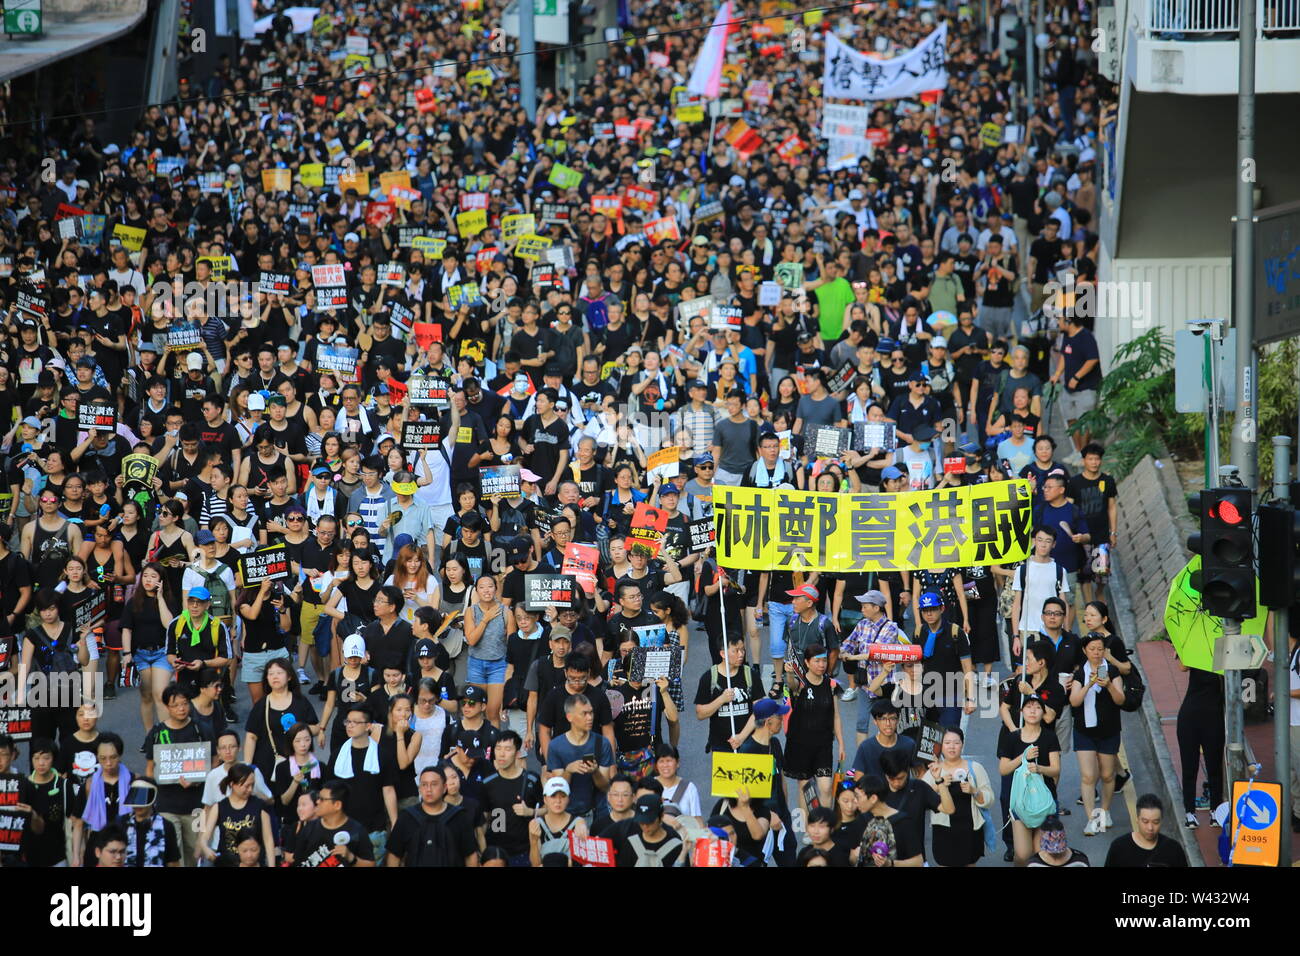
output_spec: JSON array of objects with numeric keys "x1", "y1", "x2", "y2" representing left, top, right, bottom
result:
[
  {"x1": 195, "y1": 564, "x2": 232, "y2": 617},
  {"x1": 1118, "y1": 664, "x2": 1145, "y2": 713},
  {"x1": 708, "y1": 662, "x2": 757, "y2": 697},
  {"x1": 1009, "y1": 756, "x2": 1057, "y2": 828},
  {"x1": 403, "y1": 804, "x2": 461, "y2": 867},
  {"x1": 172, "y1": 614, "x2": 224, "y2": 655}
]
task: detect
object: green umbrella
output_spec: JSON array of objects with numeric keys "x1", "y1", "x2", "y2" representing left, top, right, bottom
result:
[{"x1": 1164, "y1": 555, "x2": 1268, "y2": 673}]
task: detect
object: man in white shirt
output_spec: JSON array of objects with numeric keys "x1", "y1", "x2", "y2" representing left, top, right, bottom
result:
[
  {"x1": 107, "y1": 247, "x2": 147, "y2": 298},
  {"x1": 1010, "y1": 526, "x2": 1072, "y2": 655}
]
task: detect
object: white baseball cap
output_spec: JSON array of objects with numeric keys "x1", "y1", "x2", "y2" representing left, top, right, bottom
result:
[
  {"x1": 342, "y1": 635, "x2": 366, "y2": 659},
  {"x1": 186, "y1": 352, "x2": 204, "y2": 371},
  {"x1": 543, "y1": 777, "x2": 570, "y2": 796}
]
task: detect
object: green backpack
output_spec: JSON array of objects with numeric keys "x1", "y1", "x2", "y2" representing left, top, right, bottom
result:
[{"x1": 195, "y1": 564, "x2": 232, "y2": 617}]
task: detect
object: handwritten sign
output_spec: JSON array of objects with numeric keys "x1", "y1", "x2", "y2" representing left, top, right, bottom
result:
[
  {"x1": 647, "y1": 446, "x2": 681, "y2": 481},
  {"x1": 524, "y1": 574, "x2": 578, "y2": 610},
  {"x1": 547, "y1": 163, "x2": 583, "y2": 190},
  {"x1": 78, "y1": 403, "x2": 117, "y2": 432},
  {"x1": 628, "y1": 645, "x2": 682, "y2": 683},
  {"x1": 710, "y1": 752, "x2": 775, "y2": 799},
  {"x1": 236, "y1": 544, "x2": 290, "y2": 587},
  {"x1": 261, "y1": 168, "x2": 292, "y2": 191},
  {"x1": 400, "y1": 420, "x2": 442, "y2": 451},
  {"x1": 112, "y1": 224, "x2": 146, "y2": 252},
  {"x1": 456, "y1": 209, "x2": 487, "y2": 236},
  {"x1": 153, "y1": 741, "x2": 212, "y2": 784},
  {"x1": 411, "y1": 236, "x2": 447, "y2": 259}
]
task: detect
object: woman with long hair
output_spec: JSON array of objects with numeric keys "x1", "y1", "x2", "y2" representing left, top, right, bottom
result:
[
  {"x1": 323, "y1": 549, "x2": 382, "y2": 663},
  {"x1": 599, "y1": 464, "x2": 645, "y2": 541},
  {"x1": 438, "y1": 556, "x2": 472, "y2": 685},
  {"x1": 998, "y1": 695, "x2": 1061, "y2": 865},
  {"x1": 116, "y1": 500, "x2": 150, "y2": 580},
  {"x1": 649, "y1": 591, "x2": 689, "y2": 747},
  {"x1": 410, "y1": 676, "x2": 450, "y2": 774},
  {"x1": 120, "y1": 562, "x2": 178, "y2": 731},
  {"x1": 921, "y1": 726, "x2": 995, "y2": 868},
  {"x1": 241, "y1": 657, "x2": 319, "y2": 782},
  {"x1": 386, "y1": 543, "x2": 440, "y2": 625},
  {"x1": 81, "y1": 521, "x2": 133, "y2": 695},
  {"x1": 269, "y1": 722, "x2": 322, "y2": 835},
  {"x1": 237, "y1": 580, "x2": 293, "y2": 704},
  {"x1": 463, "y1": 574, "x2": 512, "y2": 727},
  {"x1": 480, "y1": 414, "x2": 521, "y2": 470},
  {"x1": 198, "y1": 763, "x2": 276, "y2": 867},
  {"x1": 147, "y1": 499, "x2": 197, "y2": 599},
  {"x1": 440, "y1": 483, "x2": 486, "y2": 552},
  {"x1": 376, "y1": 693, "x2": 422, "y2": 810}
]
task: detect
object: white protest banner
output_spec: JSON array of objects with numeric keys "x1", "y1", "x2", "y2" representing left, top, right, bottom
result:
[
  {"x1": 821, "y1": 101, "x2": 870, "y2": 140},
  {"x1": 312, "y1": 264, "x2": 349, "y2": 309},
  {"x1": 822, "y1": 25, "x2": 949, "y2": 101}
]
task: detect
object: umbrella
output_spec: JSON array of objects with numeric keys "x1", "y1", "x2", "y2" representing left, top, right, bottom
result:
[{"x1": 1163, "y1": 555, "x2": 1267, "y2": 673}]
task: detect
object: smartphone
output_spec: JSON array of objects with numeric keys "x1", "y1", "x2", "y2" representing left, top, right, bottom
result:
[{"x1": 581, "y1": 752, "x2": 595, "y2": 764}]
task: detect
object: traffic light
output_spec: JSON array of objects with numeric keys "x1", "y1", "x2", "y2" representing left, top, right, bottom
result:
[
  {"x1": 569, "y1": 2, "x2": 597, "y2": 62},
  {"x1": 1187, "y1": 488, "x2": 1255, "y2": 619},
  {"x1": 1256, "y1": 502, "x2": 1300, "y2": 608}
]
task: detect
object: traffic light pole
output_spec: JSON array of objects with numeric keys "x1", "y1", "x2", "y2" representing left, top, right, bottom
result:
[
  {"x1": 520, "y1": 0, "x2": 537, "y2": 121},
  {"x1": 1272, "y1": 435, "x2": 1292, "y2": 864},
  {"x1": 1224, "y1": 616, "x2": 1247, "y2": 790}
]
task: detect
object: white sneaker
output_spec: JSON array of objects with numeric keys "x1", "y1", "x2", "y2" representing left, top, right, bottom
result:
[
  {"x1": 1083, "y1": 808, "x2": 1104, "y2": 836},
  {"x1": 1184, "y1": 812, "x2": 1199, "y2": 829},
  {"x1": 296, "y1": 668, "x2": 311, "y2": 684},
  {"x1": 840, "y1": 687, "x2": 858, "y2": 702},
  {"x1": 1104, "y1": 810, "x2": 1113, "y2": 828}
]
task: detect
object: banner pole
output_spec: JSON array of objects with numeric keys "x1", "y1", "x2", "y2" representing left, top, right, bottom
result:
[{"x1": 717, "y1": 564, "x2": 736, "y2": 739}]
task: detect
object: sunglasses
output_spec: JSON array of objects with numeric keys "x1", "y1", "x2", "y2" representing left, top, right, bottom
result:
[{"x1": 697, "y1": 464, "x2": 715, "y2": 470}]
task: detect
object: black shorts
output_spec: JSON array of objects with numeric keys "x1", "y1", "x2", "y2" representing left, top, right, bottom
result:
[{"x1": 783, "y1": 737, "x2": 834, "y2": 781}]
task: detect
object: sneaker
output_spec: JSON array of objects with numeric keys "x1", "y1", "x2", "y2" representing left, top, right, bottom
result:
[
  {"x1": 769, "y1": 682, "x2": 785, "y2": 700},
  {"x1": 840, "y1": 687, "x2": 858, "y2": 702},
  {"x1": 297, "y1": 668, "x2": 311, "y2": 684},
  {"x1": 1076, "y1": 797, "x2": 1084, "y2": 806},
  {"x1": 223, "y1": 702, "x2": 238, "y2": 723},
  {"x1": 1114, "y1": 769, "x2": 1131, "y2": 793},
  {"x1": 103, "y1": 684, "x2": 117, "y2": 701},
  {"x1": 1210, "y1": 815, "x2": 1222, "y2": 829},
  {"x1": 1083, "y1": 808, "x2": 1103, "y2": 836},
  {"x1": 1104, "y1": 810, "x2": 1113, "y2": 828},
  {"x1": 1002, "y1": 848, "x2": 1015, "y2": 863},
  {"x1": 1184, "y1": 812, "x2": 1199, "y2": 829},
  {"x1": 1058, "y1": 806, "x2": 1071, "y2": 816},
  {"x1": 310, "y1": 680, "x2": 326, "y2": 698}
]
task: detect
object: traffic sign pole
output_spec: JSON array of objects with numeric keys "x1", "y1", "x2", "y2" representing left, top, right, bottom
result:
[{"x1": 1271, "y1": 435, "x2": 1292, "y2": 865}]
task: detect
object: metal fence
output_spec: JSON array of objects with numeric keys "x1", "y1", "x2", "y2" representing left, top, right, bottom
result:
[{"x1": 1145, "y1": 0, "x2": 1300, "y2": 32}]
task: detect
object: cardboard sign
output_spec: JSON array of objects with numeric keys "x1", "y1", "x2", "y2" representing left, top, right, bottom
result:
[
  {"x1": 456, "y1": 209, "x2": 487, "y2": 236},
  {"x1": 73, "y1": 590, "x2": 108, "y2": 634},
  {"x1": 153, "y1": 741, "x2": 212, "y2": 784},
  {"x1": 77, "y1": 403, "x2": 117, "y2": 432},
  {"x1": 501, "y1": 213, "x2": 536, "y2": 242},
  {"x1": 538, "y1": 202, "x2": 571, "y2": 225},
  {"x1": 627, "y1": 503, "x2": 669, "y2": 556},
  {"x1": 317, "y1": 345, "x2": 361, "y2": 383},
  {"x1": 0, "y1": 707, "x2": 33, "y2": 740},
  {"x1": 198, "y1": 255, "x2": 233, "y2": 280},
  {"x1": 389, "y1": 301, "x2": 416, "y2": 338},
  {"x1": 236, "y1": 545, "x2": 291, "y2": 586},
  {"x1": 693, "y1": 837, "x2": 735, "y2": 867},
  {"x1": 944, "y1": 457, "x2": 966, "y2": 474},
  {"x1": 622, "y1": 185, "x2": 658, "y2": 213},
  {"x1": 524, "y1": 573, "x2": 578, "y2": 610},
  {"x1": 568, "y1": 832, "x2": 616, "y2": 866},
  {"x1": 806, "y1": 424, "x2": 850, "y2": 460},
  {"x1": 709, "y1": 304, "x2": 743, "y2": 333},
  {"x1": 915, "y1": 721, "x2": 946, "y2": 763},
  {"x1": 514, "y1": 235, "x2": 552, "y2": 261},
  {"x1": 561, "y1": 543, "x2": 599, "y2": 595},
  {"x1": 647, "y1": 446, "x2": 681, "y2": 481},
  {"x1": 298, "y1": 163, "x2": 325, "y2": 187},
  {"x1": 480, "y1": 464, "x2": 521, "y2": 500},
  {"x1": 259, "y1": 271, "x2": 293, "y2": 295},
  {"x1": 405, "y1": 374, "x2": 450, "y2": 408},
  {"x1": 122, "y1": 453, "x2": 160, "y2": 492},
  {"x1": 758, "y1": 281, "x2": 782, "y2": 307},
  {"x1": 377, "y1": 262, "x2": 405, "y2": 287},
  {"x1": 710, "y1": 752, "x2": 775, "y2": 799},
  {"x1": 411, "y1": 236, "x2": 447, "y2": 259},
  {"x1": 412, "y1": 323, "x2": 442, "y2": 351},
  {"x1": 628, "y1": 645, "x2": 682, "y2": 683},
  {"x1": 338, "y1": 170, "x2": 370, "y2": 195},
  {"x1": 688, "y1": 518, "x2": 716, "y2": 553},
  {"x1": 312, "y1": 264, "x2": 349, "y2": 309},
  {"x1": 643, "y1": 216, "x2": 680, "y2": 246},
  {"x1": 852, "y1": 421, "x2": 897, "y2": 452},
  {"x1": 677, "y1": 295, "x2": 714, "y2": 331},
  {"x1": 400, "y1": 419, "x2": 442, "y2": 451},
  {"x1": 57, "y1": 216, "x2": 84, "y2": 241},
  {"x1": 547, "y1": 163, "x2": 583, "y2": 190}
]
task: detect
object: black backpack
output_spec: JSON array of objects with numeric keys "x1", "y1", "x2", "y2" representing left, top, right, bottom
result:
[
  {"x1": 1118, "y1": 665, "x2": 1145, "y2": 713},
  {"x1": 404, "y1": 804, "x2": 461, "y2": 867}
]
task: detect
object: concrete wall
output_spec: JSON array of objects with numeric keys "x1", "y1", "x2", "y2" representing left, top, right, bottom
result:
[{"x1": 45, "y1": 0, "x2": 144, "y2": 20}]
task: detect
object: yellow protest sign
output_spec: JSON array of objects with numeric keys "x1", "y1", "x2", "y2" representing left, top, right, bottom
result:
[
  {"x1": 466, "y1": 68, "x2": 493, "y2": 87},
  {"x1": 261, "y1": 168, "x2": 291, "y2": 192},
  {"x1": 457, "y1": 209, "x2": 488, "y2": 236},
  {"x1": 712, "y1": 481, "x2": 1033, "y2": 572},
  {"x1": 980, "y1": 122, "x2": 1003, "y2": 148},
  {"x1": 298, "y1": 163, "x2": 325, "y2": 187},
  {"x1": 344, "y1": 53, "x2": 372, "y2": 71},
  {"x1": 338, "y1": 170, "x2": 370, "y2": 195},
  {"x1": 710, "y1": 752, "x2": 775, "y2": 799},
  {"x1": 112, "y1": 224, "x2": 145, "y2": 252},
  {"x1": 198, "y1": 255, "x2": 232, "y2": 279},
  {"x1": 514, "y1": 234, "x2": 552, "y2": 260},
  {"x1": 412, "y1": 236, "x2": 447, "y2": 258},
  {"x1": 379, "y1": 170, "x2": 411, "y2": 193},
  {"x1": 803, "y1": 9, "x2": 823, "y2": 24},
  {"x1": 501, "y1": 213, "x2": 536, "y2": 243}
]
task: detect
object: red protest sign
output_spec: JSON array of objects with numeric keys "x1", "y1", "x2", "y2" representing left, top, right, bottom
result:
[
  {"x1": 562, "y1": 542, "x2": 599, "y2": 595},
  {"x1": 55, "y1": 203, "x2": 88, "y2": 221},
  {"x1": 866, "y1": 127, "x2": 891, "y2": 147},
  {"x1": 414, "y1": 88, "x2": 436, "y2": 113},
  {"x1": 626, "y1": 503, "x2": 669, "y2": 557},
  {"x1": 365, "y1": 202, "x2": 396, "y2": 228},
  {"x1": 386, "y1": 379, "x2": 408, "y2": 405},
  {"x1": 475, "y1": 247, "x2": 499, "y2": 274},
  {"x1": 568, "y1": 832, "x2": 616, "y2": 866},
  {"x1": 413, "y1": 322, "x2": 442, "y2": 349},
  {"x1": 693, "y1": 837, "x2": 735, "y2": 867}
]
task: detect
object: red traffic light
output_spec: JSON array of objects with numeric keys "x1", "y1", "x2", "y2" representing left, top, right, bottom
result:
[{"x1": 1210, "y1": 499, "x2": 1244, "y2": 525}]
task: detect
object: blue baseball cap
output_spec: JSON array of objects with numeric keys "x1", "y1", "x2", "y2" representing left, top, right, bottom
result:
[
  {"x1": 753, "y1": 698, "x2": 790, "y2": 720},
  {"x1": 187, "y1": 586, "x2": 212, "y2": 601},
  {"x1": 918, "y1": 591, "x2": 944, "y2": 609},
  {"x1": 881, "y1": 465, "x2": 905, "y2": 480},
  {"x1": 195, "y1": 530, "x2": 216, "y2": 545},
  {"x1": 658, "y1": 484, "x2": 680, "y2": 497},
  {"x1": 694, "y1": 452, "x2": 714, "y2": 466}
]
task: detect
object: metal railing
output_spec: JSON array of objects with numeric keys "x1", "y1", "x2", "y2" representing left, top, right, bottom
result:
[{"x1": 1145, "y1": 0, "x2": 1300, "y2": 33}]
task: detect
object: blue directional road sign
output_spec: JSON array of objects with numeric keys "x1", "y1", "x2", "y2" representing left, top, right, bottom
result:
[{"x1": 1235, "y1": 788, "x2": 1277, "y2": 830}]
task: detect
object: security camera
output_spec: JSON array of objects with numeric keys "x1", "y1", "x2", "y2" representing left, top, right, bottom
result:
[{"x1": 1186, "y1": 318, "x2": 1225, "y2": 338}]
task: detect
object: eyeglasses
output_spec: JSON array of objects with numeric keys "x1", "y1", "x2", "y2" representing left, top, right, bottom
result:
[
  {"x1": 287, "y1": 516, "x2": 304, "y2": 522},
  {"x1": 1042, "y1": 610, "x2": 1065, "y2": 617}
]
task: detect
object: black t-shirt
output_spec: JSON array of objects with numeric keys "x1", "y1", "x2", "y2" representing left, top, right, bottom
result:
[
  {"x1": 386, "y1": 802, "x2": 478, "y2": 865},
  {"x1": 1071, "y1": 659, "x2": 1126, "y2": 739},
  {"x1": 362, "y1": 618, "x2": 414, "y2": 673},
  {"x1": 694, "y1": 663, "x2": 762, "y2": 752},
  {"x1": 1066, "y1": 472, "x2": 1117, "y2": 540},
  {"x1": 480, "y1": 769, "x2": 543, "y2": 855},
  {"x1": 997, "y1": 725, "x2": 1062, "y2": 797},
  {"x1": 605, "y1": 609, "x2": 664, "y2": 655},
  {"x1": 918, "y1": 619, "x2": 971, "y2": 700},
  {"x1": 293, "y1": 817, "x2": 375, "y2": 867},
  {"x1": 338, "y1": 740, "x2": 392, "y2": 832},
  {"x1": 884, "y1": 779, "x2": 940, "y2": 862},
  {"x1": 141, "y1": 719, "x2": 209, "y2": 815},
  {"x1": 1103, "y1": 833, "x2": 1189, "y2": 868},
  {"x1": 522, "y1": 414, "x2": 569, "y2": 484},
  {"x1": 537, "y1": 683, "x2": 613, "y2": 736},
  {"x1": 787, "y1": 675, "x2": 835, "y2": 742}
]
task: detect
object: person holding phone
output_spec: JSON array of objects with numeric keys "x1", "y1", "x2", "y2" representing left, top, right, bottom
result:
[
  {"x1": 997, "y1": 696, "x2": 1061, "y2": 865},
  {"x1": 1068, "y1": 631, "x2": 1126, "y2": 836},
  {"x1": 544, "y1": 693, "x2": 614, "y2": 822}
]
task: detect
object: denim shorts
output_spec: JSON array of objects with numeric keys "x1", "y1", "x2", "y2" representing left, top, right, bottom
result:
[
  {"x1": 467, "y1": 656, "x2": 507, "y2": 685},
  {"x1": 1073, "y1": 729, "x2": 1122, "y2": 755},
  {"x1": 133, "y1": 646, "x2": 172, "y2": 673},
  {"x1": 240, "y1": 648, "x2": 285, "y2": 684}
]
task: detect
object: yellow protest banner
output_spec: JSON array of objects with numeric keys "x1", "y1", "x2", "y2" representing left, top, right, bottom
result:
[
  {"x1": 112, "y1": 224, "x2": 145, "y2": 252},
  {"x1": 379, "y1": 170, "x2": 411, "y2": 193},
  {"x1": 466, "y1": 68, "x2": 493, "y2": 87},
  {"x1": 412, "y1": 236, "x2": 447, "y2": 258},
  {"x1": 198, "y1": 255, "x2": 232, "y2": 279},
  {"x1": 338, "y1": 170, "x2": 370, "y2": 195},
  {"x1": 456, "y1": 209, "x2": 488, "y2": 236},
  {"x1": 298, "y1": 163, "x2": 325, "y2": 187},
  {"x1": 261, "y1": 168, "x2": 291, "y2": 192},
  {"x1": 514, "y1": 234, "x2": 552, "y2": 260},
  {"x1": 344, "y1": 53, "x2": 372, "y2": 71},
  {"x1": 803, "y1": 8, "x2": 823, "y2": 24},
  {"x1": 712, "y1": 481, "x2": 1033, "y2": 572},
  {"x1": 501, "y1": 213, "x2": 536, "y2": 243},
  {"x1": 710, "y1": 752, "x2": 775, "y2": 799},
  {"x1": 980, "y1": 122, "x2": 1003, "y2": 148}
]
